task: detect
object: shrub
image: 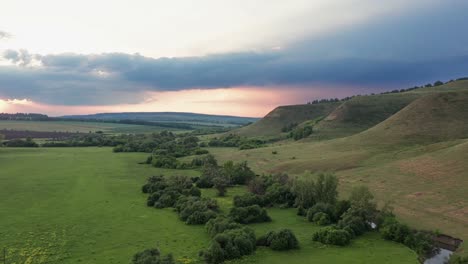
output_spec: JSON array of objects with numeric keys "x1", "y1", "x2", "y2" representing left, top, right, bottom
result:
[
  {"x1": 380, "y1": 216, "x2": 435, "y2": 257},
  {"x1": 306, "y1": 203, "x2": 335, "y2": 222},
  {"x1": 131, "y1": 248, "x2": 174, "y2": 264},
  {"x1": 176, "y1": 197, "x2": 219, "y2": 225},
  {"x1": 206, "y1": 216, "x2": 242, "y2": 237},
  {"x1": 194, "y1": 149, "x2": 209, "y2": 155},
  {"x1": 229, "y1": 205, "x2": 271, "y2": 224},
  {"x1": 204, "y1": 227, "x2": 256, "y2": 264},
  {"x1": 311, "y1": 212, "x2": 331, "y2": 226},
  {"x1": 233, "y1": 193, "x2": 264, "y2": 207},
  {"x1": 222, "y1": 161, "x2": 255, "y2": 185},
  {"x1": 196, "y1": 164, "x2": 220, "y2": 188},
  {"x1": 338, "y1": 209, "x2": 369, "y2": 237},
  {"x1": 312, "y1": 227, "x2": 352, "y2": 246},
  {"x1": 258, "y1": 229, "x2": 299, "y2": 250},
  {"x1": 152, "y1": 154, "x2": 179, "y2": 169},
  {"x1": 264, "y1": 183, "x2": 295, "y2": 207},
  {"x1": 333, "y1": 200, "x2": 351, "y2": 220}
]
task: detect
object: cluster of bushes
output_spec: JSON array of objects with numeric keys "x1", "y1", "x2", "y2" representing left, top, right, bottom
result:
[
  {"x1": 288, "y1": 125, "x2": 313, "y2": 140},
  {"x1": 208, "y1": 134, "x2": 265, "y2": 150},
  {"x1": 43, "y1": 133, "x2": 120, "y2": 147},
  {"x1": 175, "y1": 196, "x2": 219, "y2": 224},
  {"x1": 229, "y1": 205, "x2": 271, "y2": 224},
  {"x1": 203, "y1": 225, "x2": 257, "y2": 264},
  {"x1": 281, "y1": 123, "x2": 298, "y2": 132},
  {"x1": 131, "y1": 248, "x2": 174, "y2": 264},
  {"x1": 234, "y1": 183, "x2": 295, "y2": 208},
  {"x1": 115, "y1": 132, "x2": 207, "y2": 157},
  {"x1": 312, "y1": 226, "x2": 352, "y2": 246},
  {"x1": 195, "y1": 157, "x2": 256, "y2": 197},
  {"x1": 3, "y1": 138, "x2": 39, "y2": 147},
  {"x1": 257, "y1": 229, "x2": 299, "y2": 250},
  {"x1": 290, "y1": 173, "x2": 378, "y2": 246},
  {"x1": 380, "y1": 215, "x2": 435, "y2": 257},
  {"x1": 142, "y1": 175, "x2": 218, "y2": 225}
]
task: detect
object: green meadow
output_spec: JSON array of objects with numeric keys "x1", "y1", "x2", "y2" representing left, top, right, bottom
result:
[{"x1": 0, "y1": 147, "x2": 418, "y2": 264}]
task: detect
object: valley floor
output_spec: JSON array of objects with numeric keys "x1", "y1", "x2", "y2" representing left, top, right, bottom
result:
[{"x1": 0, "y1": 147, "x2": 417, "y2": 263}]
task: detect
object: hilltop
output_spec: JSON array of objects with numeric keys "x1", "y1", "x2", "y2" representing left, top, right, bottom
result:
[
  {"x1": 236, "y1": 79, "x2": 468, "y2": 139},
  {"x1": 204, "y1": 80, "x2": 468, "y2": 256}
]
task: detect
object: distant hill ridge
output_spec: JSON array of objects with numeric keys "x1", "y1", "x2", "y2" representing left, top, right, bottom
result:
[
  {"x1": 236, "y1": 79, "x2": 468, "y2": 138},
  {"x1": 61, "y1": 112, "x2": 259, "y2": 125}
]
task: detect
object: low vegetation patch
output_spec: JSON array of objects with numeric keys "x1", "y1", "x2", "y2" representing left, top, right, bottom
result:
[{"x1": 257, "y1": 229, "x2": 299, "y2": 251}]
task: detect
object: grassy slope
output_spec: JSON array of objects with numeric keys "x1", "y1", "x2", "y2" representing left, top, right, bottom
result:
[
  {"x1": 0, "y1": 147, "x2": 417, "y2": 263},
  {"x1": 236, "y1": 80, "x2": 468, "y2": 140},
  {"x1": 204, "y1": 90, "x2": 468, "y2": 256},
  {"x1": 312, "y1": 93, "x2": 419, "y2": 140},
  {"x1": 235, "y1": 103, "x2": 340, "y2": 137}
]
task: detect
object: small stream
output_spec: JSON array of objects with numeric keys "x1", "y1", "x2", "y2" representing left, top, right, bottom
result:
[{"x1": 423, "y1": 248, "x2": 453, "y2": 264}]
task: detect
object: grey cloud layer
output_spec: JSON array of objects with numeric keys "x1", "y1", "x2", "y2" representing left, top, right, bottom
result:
[{"x1": 1, "y1": 2, "x2": 467, "y2": 105}]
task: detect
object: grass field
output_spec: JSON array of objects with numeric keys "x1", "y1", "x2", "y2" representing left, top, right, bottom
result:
[
  {"x1": 0, "y1": 120, "x2": 187, "y2": 134},
  {"x1": 0, "y1": 147, "x2": 419, "y2": 263}
]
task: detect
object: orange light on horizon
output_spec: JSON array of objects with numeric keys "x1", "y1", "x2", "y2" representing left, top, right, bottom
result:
[{"x1": 0, "y1": 85, "x2": 375, "y2": 117}]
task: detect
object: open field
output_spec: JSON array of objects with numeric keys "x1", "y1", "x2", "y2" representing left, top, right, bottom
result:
[
  {"x1": 0, "y1": 120, "x2": 193, "y2": 135},
  {"x1": 0, "y1": 147, "x2": 418, "y2": 263}
]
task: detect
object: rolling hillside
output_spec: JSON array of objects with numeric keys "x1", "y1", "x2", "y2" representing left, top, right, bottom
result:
[
  {"x1": 237, "y1": 79, "x2": 468, "y2": 140},
  {"x1": 204, "y1": 81, "x2": 468, "y2": 255},
  {"x1": 359, "y1": 91, "x2": 468, "y2": 144},
  {"x1": 235, "y1": 102, "x2": 340, "y2": 137}
]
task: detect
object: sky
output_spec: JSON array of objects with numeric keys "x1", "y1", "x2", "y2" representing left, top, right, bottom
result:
[{"x1": 0, "y1": 0, "x2": 468, "y2": 117}]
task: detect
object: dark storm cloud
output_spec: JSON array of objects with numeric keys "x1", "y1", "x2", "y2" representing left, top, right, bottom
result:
[{"x1": 1, "y1": 1, "x2": 468, "y2": 105}]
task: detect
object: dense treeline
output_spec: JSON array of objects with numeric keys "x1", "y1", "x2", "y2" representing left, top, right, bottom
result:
[
  {"x1": 306, "y1": 78, "x2": 462, "y2": 104},
  {"x1": 2, "y1": 138, "x2": 39, "y2": 147},
  {"x1": 0, "y1": 113, "x2": 51, "y2": 121},
  {"x1": 208, "y1": 134, "x2": 265, "y2": 150},
  {"x1": 0, "y1": 129, "x2": 79, "y2": 140}
]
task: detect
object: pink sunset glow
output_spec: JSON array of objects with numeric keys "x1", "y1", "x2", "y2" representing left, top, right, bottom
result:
[{"x1": 0, "y1": 86, "x2": 375, "y2": 117}]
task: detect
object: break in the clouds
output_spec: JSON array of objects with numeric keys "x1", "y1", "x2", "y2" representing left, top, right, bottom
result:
[{"x1": 0, "y1": 0, "x2": 468, "y2": 114}]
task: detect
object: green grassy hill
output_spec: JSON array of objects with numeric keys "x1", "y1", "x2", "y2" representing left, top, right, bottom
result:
[
  {"x1": 204, "y1": 81, "x2": 468, "y2": 256},
  {"x1": 237, "y1": 80, "x2": 468, "y2": 140},
  {"x1": 358, "y1": 91, "x2": 468, "y2": 144},
  {"x1": 311, "y1": 93, "x2": 419, "y2": 140},
  {"x1": 235, "y1": 103, "x2": 340, "y2": 137}
]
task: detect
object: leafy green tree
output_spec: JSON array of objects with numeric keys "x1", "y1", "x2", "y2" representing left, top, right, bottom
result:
[
  {"x1": 213, "y1": 174, "x2": 229, "y2": 197},
  {"x1": 314, "y1": 173, "x2": 338, "y2": 204},
  {"x1": 349, "y1": 185, "x2": 377, "y2": 218}
]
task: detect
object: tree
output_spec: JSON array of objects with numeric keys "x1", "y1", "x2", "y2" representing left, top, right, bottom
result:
[
  {"x1": 349, "y1": 185, "x2": 377, "y2": 218},
  {"x1": 292, "y1": 174, "x2": 316, "y2": 209},
  {"x1": 314, "y1": 173, "x2": 338, "y2": 204},
  {"x1": 213, "y1": 174, "x2": 229, "y2": 196},
  {"x1": 292, "y1": 172, "x2": 339, "y2": 210}
]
